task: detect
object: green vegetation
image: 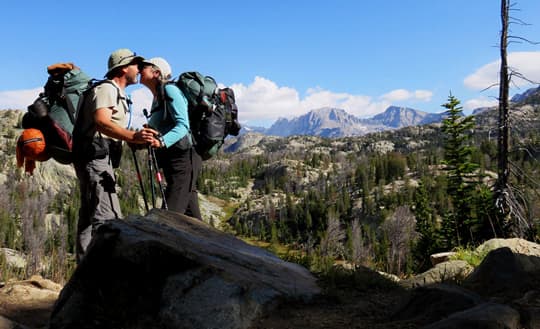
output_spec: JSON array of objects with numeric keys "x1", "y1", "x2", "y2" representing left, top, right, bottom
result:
[
  {"x1": 450, "y1": 245, "x2": 490, "y2": 267},
  {"x1": 204, "y1": 94, "x2": 540, "y2": 278},
  {"x1": 1, "y1": 93, "x2": 540, "y2": 284}
]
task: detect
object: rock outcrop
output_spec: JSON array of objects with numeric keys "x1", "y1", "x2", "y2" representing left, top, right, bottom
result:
[
  {"x1": 393, "y1": 238, "x2": 540, "y2": 329},
  {"x1": 0, "y1": 275, "x2": 61, "y2": 329},
  {"x1": 401, "y1": 260, "x2": 473, "y2": 288},
  {"x1": 48, "y1": 209, "x2": 320, "y2": 329}
]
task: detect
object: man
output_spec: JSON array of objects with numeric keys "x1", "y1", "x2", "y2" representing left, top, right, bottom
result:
[{"x1": 72, "y1": 48, "x2": 160, "y2": 263}]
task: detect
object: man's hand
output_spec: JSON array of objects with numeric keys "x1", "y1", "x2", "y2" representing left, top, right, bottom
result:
[
  {"x1": 132, "y1": 127, "x2": 162, "y2": 148},
  {"x1": 133, "y1": 127, "x2": 158, "y2": 143}
]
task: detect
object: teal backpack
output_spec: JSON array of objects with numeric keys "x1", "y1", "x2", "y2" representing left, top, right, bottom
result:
[
  {"x1": 21, "y1": 63, "x2": 92, "y2": 164},
  {"x1": 176, "y1": 71, "x2": 241, "y2": 160}
]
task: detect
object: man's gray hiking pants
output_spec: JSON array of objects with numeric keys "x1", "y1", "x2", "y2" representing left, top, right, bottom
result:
[{"x1": 74, "y1": 154, "x2": 122, "y2": 263}]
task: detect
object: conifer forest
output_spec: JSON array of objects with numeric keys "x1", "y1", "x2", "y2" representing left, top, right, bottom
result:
[{"x1": 1, "y1": 91, "x2": 539, "y2": 283}]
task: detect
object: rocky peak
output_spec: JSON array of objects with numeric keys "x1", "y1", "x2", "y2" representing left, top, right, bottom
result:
[
  {"x1": 511, "y1": 85, "x2": 540, "y2": 103},
  {"x1": 260, "y1": 106, "x2": 445, "y2": 138},
  {"x1": 371, "y1": 106, "x2": 445, "y2": 128},
  {"x1": 265, "y1": 107, "x2": 374, "y2": 137}
]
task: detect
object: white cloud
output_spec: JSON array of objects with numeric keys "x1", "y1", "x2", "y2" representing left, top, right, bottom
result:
[
  {"x1": 232, "y1": 77, "x2": 431, "y2": 123},
  {"x1": 464, "y1": 97, "x2": 498, "y2": 111},
  {"x1": 0, "y1": 87, "x2": 42, "y2": 110},
  {"x1": 464, "y1": 51, "x2": 540, "y2": 90},
  {"x1": 231, "y1": 76, "x2": 302, "y2": 122},
  {"x1": 2, "y1": 77, "x2": 434, "y2": 127},
  {"x1": 300, "y1": 88, "x2": 376, "y2": 117},
  {"x1": 381, "y1": 89, "x2": 433, "y2": 102},
  {"x1": 232, "y1": 76, "x2": 390, "y2": 122},
  {"x1": 414, "y1": 90, "x2": 433, "y2": 102},
  {"x1": 381, "y1": 89, "x2": 411, "y2": 102}
]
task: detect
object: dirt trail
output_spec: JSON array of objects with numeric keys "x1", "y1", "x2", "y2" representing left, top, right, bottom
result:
[{"x1": 248, "y1": 285, "x2": 418, "y2": 329}]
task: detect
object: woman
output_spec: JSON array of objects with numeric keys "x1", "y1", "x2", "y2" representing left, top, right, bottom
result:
[{"x1": 139, "y1": 57, "x2": 202, "y2": 220}]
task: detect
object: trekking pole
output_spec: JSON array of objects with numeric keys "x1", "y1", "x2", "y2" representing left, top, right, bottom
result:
[
  {"x1": 131, "y1": 147, "x2": 149, "y2": 212},
  {"x1": 143, "y1": 109, "x2": 156, "y2": 208},
  {"x1": 143, "y1": 109, "x2": 168, "y2": 210},
  {"x1": 149, "y1": 144, "x2": 168, "y2": 210},
  {"x1": 147, "y1": 140, "x2": 156, "y2": 208}
]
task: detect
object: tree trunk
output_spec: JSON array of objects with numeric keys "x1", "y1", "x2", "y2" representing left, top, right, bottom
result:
[{"x1": 495, "y1": 0, "x2": 511, "y2": 228}]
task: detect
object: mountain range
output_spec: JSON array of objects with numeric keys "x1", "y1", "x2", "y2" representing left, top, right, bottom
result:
[
  {"x1": 511, "y1": 85, "x2": 540, "y2": 103},
  {"x1": 241, "y1": 85, "x2": 540, "y2": 138},
  {"x1": 244, "y1": 106, "x2": 446, "y2": 138}
]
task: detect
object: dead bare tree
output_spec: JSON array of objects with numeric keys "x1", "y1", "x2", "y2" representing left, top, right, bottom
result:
[
  {"x1": 495, "y1": 0, "x2": 510, "y2": 222},
  {"x1": 494, "y1": 0, "x2": 538, "y2": 237},
  {"x1": 319, "y1": 210, "x2": 345, "y2": 259},
  {"x1": 381, "y1": 206, "x2": 418, "y2": 275},
  {"x1": 350, "y1": 218, "x2": 374, "y2": 266}
]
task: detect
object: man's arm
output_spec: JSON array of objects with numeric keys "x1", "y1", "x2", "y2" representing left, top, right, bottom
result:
[{"x1": 94, "y1": 107, "x2": 160, "y2": 147}]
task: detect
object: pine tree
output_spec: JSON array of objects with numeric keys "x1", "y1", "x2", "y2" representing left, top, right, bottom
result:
[
  {"x1": 440, "y1": 94, "x2": 480, "y2": 247},
  {"x1": 412, "y1": 180, "x2": 441, "y2": 270}
]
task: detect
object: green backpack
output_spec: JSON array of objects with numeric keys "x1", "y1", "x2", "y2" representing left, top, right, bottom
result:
[
  {"x1": 176, "y1": 71, "x2": 241, "y2": 160},
  {"x1": 21, "y1": 64, "x2": 92, "y2": 164}
]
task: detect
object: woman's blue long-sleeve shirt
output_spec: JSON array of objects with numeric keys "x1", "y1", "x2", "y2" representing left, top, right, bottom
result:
[{"x1": 147, "y1": 84, "x2": 191, "y2": 148}]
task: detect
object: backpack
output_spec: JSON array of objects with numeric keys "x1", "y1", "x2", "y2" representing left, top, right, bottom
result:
[
  {"x1": 175, "y1": 71, "x2": 241, "y2": 160},
  {"x1": 71, "y1": 79, "x2": 123, "y2": 166},
  {"x1": 19, "y1": 63, "x2": 92, "y2": 165}
]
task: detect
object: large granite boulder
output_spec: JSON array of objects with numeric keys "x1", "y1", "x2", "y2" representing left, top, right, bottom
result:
[
  {"x1": 464, "y1": 246, "x2": 540, "y2": 299},
  {"x1": 422, "y1": 302, "x2": 521, "y2": 329},
  {"x1": 400, "y1": 260, "x2": 473, "y2": 288},
  {"x1": 0, "y1": 275, "x2": 61, "y2": 329},
  {"x1": 392, "y1": 238, "x2": 540, "y2": 329},
  {"x1": 391, "y1": 283, "x2": 483, "y2": 326},
  {"x1": 476, "y1": 238, "x2": 540, "y2": 259},
  {"x1": 49, "y1": 209, "x2": 320, "y2": 329}
]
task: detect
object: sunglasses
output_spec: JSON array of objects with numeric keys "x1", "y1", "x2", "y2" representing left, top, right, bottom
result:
[
  {"x1": 118, "y1": 52, "x2": 137, "y2": 62},
  {"x1": 119, "y1": 53, "x2": 144, "y2": 69},
  {"x1": 137, "y1": 63, "x2": 152, "y2": 71}
]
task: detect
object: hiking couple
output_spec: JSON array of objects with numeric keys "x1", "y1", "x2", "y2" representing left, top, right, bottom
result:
[{"x1": 74, "y1": 48, "x2": 202, "y2": 263}]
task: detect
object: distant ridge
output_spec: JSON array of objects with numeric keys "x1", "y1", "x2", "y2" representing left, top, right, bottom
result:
[
  {"x1": 257, "y1": 106, "x2": 445, "y2": 137},
  {"x1": 511, "y1": 85, "x2": 540, "y2": 103},
  {"x1": 236, "y1": 87, "x2": 540, "y2": 138},
  {"x1": 371, "y1": 106, "x2": 445, "y2": 128},
  {"x1": 265, "y1": 107, "x2": 379, "y2": 137}
]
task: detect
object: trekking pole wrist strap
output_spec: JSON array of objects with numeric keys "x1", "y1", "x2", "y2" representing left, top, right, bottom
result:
[{"x1": 158, "y1": 135, "x2": 166, "y2": 148}]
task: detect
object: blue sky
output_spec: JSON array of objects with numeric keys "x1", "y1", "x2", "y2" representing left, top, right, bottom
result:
[{"x1": 1, "y1": 0, "x2": 539, "y2": 128}]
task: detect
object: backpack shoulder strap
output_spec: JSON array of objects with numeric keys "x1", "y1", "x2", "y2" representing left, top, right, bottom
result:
[
  {"x1": 158, "y1": 81, "x2": 178, "y2": 122},
  {"x1": 100, "y1": 80, "x2": 124, "y2": 107},
  {"x1": 160, "y1": 82, "x2": 193, "y2": 136},
  {"x1": 77, "y1": 79, "x2": 122, "y2": 112},
  {"x1": 92, "y1": 79, "x2": 132, "y2": 127},
  {"x1": 74, "y1": 79, "x2": 124, "y2": 137}
]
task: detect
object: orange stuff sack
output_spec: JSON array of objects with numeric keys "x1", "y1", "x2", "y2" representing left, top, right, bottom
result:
[{"x1": 17, "y1": 128, "x2": 50, "y2": 165}]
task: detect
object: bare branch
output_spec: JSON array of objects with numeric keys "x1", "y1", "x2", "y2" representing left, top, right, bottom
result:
[
  {"x1": 509, "y1": 69, "x2": 540, "y2": 84},
  {"x1": 480, "y1": 83, "x2": 500, "y2": 92},
  {"x1": 508, "y1": 35, "x2": 540, "y2": 44},
  {"x1": 508, "y1": 15, "x2": 530, "y2": 26},
  {"x1": 509, "y1": 161, "x2": 540, "y2": 184},
  {"x1": 508, "y1": 1, "x2": 520, "y2": 11}
]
